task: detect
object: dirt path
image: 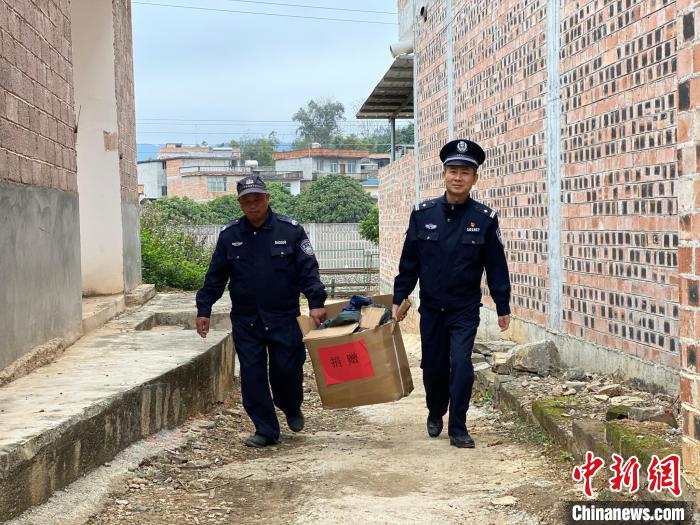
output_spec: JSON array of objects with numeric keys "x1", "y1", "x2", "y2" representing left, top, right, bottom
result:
[{"x1": 85, "y1": 334, "x2": 575, "y2": 525}]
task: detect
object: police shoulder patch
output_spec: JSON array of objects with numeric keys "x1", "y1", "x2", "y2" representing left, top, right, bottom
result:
[
  {"x1": 277, "y1": 215, "x2": 300, "y2": 227},
  {"x1": 300, "y1": 238, "x2": 314, "y2": 256},
  {"x1": 471, "y1": 199, "x2": 496, "y2": 220},
  {"x1": 416, "y1": 199, "x2": 438, "y2": 212},
  {"x1": 221, "y1": 219, "x2": 240, "y2": 232}
]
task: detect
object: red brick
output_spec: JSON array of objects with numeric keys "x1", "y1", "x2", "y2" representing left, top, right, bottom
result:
[
  {"x1": 682, "y1": 375, "x2": 694, "y2": 402},
  {"x1": 680, "y1": 247, "x2": 694, "y2": 274},
  {"x1": 681, "y1": 310, "x2": 700, "y2": 341}
]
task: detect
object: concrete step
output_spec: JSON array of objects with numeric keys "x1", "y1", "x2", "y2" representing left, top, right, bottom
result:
[
  {"x1": 0, "y1": 295, "x2": 235, "y2": 522},
  {"x1": 125, "y1": 284, "x2": 156, "y2": 308},
  {"x1": 81, "y1": 295, "x2": 125, "y2": 335}
]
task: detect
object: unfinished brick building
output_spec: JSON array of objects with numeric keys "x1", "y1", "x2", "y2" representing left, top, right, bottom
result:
[
  {"x1": 374, "y1": 0, "x2": 700, "y2": 486},
  {"x1": 0, "y1": 1, "x2": 140, "y2": 373}
]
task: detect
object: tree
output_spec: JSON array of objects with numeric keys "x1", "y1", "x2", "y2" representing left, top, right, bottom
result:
[
  {"x1": 241, "y1": 133, "x2": 279, "y2": 166},
  {"x1": 151, "y1": 196, "x2": 208, "y2": 224},
  {"x1": 266, "y1": 182, "x2": 297, "y2": 217},
  {"x1": 359, "y1": 206, "x2": 379, "y2": 245},
  {"x1": 205, "y1": 195, "x2": 241, "y2": 224},
  {"x1": 292, "y1": 98, "x2": 345, "y2": 147},
  {"x1": 140, "y1": 203, "x2": 211, "y2": 290},
  {"x1": 328, "y1": 131, "x2": 368, "y2": 151},
  {"x1": 396, "y1": 122, "x2": 415, "y2": 146},
  {"x1": 295, "y1": 175, "x2": 373, "y2": 223}
]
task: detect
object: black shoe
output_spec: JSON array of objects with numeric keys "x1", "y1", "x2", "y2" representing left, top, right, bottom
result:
[
  {"x1": 427, "y1": 415, "x2": 443, "y2": 438},
  {"x1": 449, "y1": 432, "x2": 475, "y2": 449},
  {"x1": 286, "y1": 411, "x2": 305, "y2": 432},
  {"x1": 244, "y1": 433, "x2": 278, "y2": 448}
]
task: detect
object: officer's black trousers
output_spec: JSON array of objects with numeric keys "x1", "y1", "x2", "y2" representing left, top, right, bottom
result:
[
  {"x1": 419, "y1": 304, "x2": 480, "y2": 439},
  {"x1": 231, "y1": 315, "x2": 306, "y2": 441}
]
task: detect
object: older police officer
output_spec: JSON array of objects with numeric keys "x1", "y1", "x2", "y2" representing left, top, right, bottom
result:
[
  {"x1": 392, "y1": 139, "x2": 511, "y2": 449},
  {"x1": 196, "y1": 175, "x2": 327, "y2": 448}
]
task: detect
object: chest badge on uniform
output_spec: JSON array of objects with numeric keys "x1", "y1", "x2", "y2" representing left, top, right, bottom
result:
[
  {"x1": 232, "y1": 242, "x2": 243, "y2": 246},
  {"x1": 466, "y1": 222, "x2": 480, "y2": 233},
  {"x1": 425, "y1": 223, "x2": 437, "y2": 230},
  {"x1": 300, "y1": 239, "x2": 315, "y2": 255},
  {"x1": 274, "y1": 240, "x2": 287, "y2": 245}
]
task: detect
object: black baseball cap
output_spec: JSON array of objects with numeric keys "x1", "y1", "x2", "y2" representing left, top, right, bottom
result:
[
  {"x1": 439, "y1": 139, "x2": 486, "y2": 168},
  {"x1": 237, "y1": 175, "x2": 268, "y2": 198}
]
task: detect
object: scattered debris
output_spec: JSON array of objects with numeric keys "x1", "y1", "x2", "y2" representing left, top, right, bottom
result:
[
  {"x1": 511, "y1": 340, "x2": 560, "y2": 376},
  {"x1": 491, "y1": 495, "x2": 517, "y2": 506},
  {"x1": 597, "y1": 384, "x2": 623, "y2": 397}
]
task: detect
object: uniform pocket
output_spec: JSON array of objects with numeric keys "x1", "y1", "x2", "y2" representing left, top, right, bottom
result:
[
  {"x1": 270, "y1": 245, "x2": 294, "y2": 271},
  {"x1": 459, "y1": 234, "x2": 485, "y2": 266},
  {"x1": 461, "y1": 234, "x2": 485, "y2": 247},
  {"x1": 417, "y1": 230, "x2": 440, "y2": 262},
  {"x1": 417, "y1": 230, "x2": 440, "y2": 242}
]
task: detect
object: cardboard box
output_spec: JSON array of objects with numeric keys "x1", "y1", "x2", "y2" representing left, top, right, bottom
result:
[{"x1": 297, "y1": 295, "x2": 413, "y2": 409}]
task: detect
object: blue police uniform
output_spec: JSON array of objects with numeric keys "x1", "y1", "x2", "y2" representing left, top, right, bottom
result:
[
  {"x1": 196, "y1": 209, "x2": 326, "y2": 441},
  {"x1": 393, "y1": 139, "x2": 511, "y2": 443}
]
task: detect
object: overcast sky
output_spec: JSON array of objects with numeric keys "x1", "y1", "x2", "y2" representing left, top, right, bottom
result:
[{"x1": 132, "y1": 0, "x2": 400, "y2": 148}]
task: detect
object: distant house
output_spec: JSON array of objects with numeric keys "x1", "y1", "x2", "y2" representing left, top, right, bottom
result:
[
  {"x1": 157, "y1": 144, "x2": 247, "y2": 202},
  {"x1": 137, "y1": 159, "x2": 167, "y2": 201},
  {"x1": 272, "y1": 146, "x2": 389, "y2": 195},
  {"x1": 144, "y1": 144, "x2": 304, "y2": 201}
]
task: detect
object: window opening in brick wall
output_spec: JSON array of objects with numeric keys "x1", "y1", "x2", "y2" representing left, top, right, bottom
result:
[{"x1": 208, "y1": 176, "x2": 227, "y2": 192}]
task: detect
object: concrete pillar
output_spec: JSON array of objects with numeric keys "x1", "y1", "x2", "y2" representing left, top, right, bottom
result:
[
  {"x1": 677, "y1": 0, "x2": 700, "y2": 488},
  {"x1": 412, "y1": 4, "x2": 420, "y2": 207},
  {"x1": 446, "y1": 0, "x2": 454, "y2": 141},
  {"x1": 390, "y1": 118, "x2": 396, "y2": 162},
  {"x1": 71, "y1": 0, "x2": 126, "y2": 295},
  {"x1": 546, "y1": 0, "x2": 563, "y2": 332}
]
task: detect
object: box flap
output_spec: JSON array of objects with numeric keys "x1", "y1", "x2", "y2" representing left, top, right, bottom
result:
[
  {"x1": 297, "y1": 315, "x2": 317, "y2": 337},
  {"x1": 325, "y1": 299, "x2": 349, "y2": 318},
  {"x1": 360, "y1": 306, "x2": 387, "y2": 329},
  {"x1": 396, "y1": 298, "x2": 411, "y2": 320},
  {"x1": 369, "y1": 294, "x2": 392, "y2": 308},
  {"x1": 303, "y1": 322, "x2": 359, "y2": 341}
]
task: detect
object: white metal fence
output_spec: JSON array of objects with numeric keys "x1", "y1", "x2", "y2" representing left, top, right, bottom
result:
[{"x1": 184, "y1": 223, "x2": 378, "y2": 270}]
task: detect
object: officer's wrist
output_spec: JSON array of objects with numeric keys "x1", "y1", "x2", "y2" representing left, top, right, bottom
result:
[{"x1": 496, "y1": 307, "x2": 511, "y2": 317}]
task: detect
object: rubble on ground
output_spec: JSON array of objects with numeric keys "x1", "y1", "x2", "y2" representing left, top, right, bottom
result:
[{"x1": 473, "y1": 338, "x2": 680, "y2": 436}]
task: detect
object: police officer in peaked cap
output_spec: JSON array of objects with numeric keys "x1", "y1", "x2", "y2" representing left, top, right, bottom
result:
[
  {"x1": 392, "y1": 139, "x2": 511, "y2": 448},
  {"x1": 196, "y1": 175, "x2": 327, "y2": 448}
]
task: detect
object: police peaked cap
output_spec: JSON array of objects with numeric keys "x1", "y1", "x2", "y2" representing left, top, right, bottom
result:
[{"x1": 439, "y1": 139, "x2": 486, "y2": 168}]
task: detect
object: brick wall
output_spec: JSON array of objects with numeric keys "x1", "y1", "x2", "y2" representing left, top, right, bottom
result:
[
  {"x1": 560, "y1": 0, "x2": 679, "y2": 368},
  {"x1": 451, "y1": 0, "x2": 550, "y2": 325},
  {"x1": 379, "y1": 152, "x2": 416, "y2": 294},
  {"x1": 112, "y1": 0, "x2": 137, "y2": 205},
  {"x1": 382, "y1": 0, "x2": 685, "y2": 374},
  {"x1": 0, "y1": 0, "x2": 77, "y2": 192},
  {"x1": 378, "y1": 152, "x2": 417, "y2": 328},
  {"x1": 676, "y1": 0, "x2": 700, "y2": 486}
]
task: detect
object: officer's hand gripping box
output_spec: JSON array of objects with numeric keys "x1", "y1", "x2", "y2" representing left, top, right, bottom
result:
[{"x1": 297, "y1": 295, "x2": 413, "y2": 409}]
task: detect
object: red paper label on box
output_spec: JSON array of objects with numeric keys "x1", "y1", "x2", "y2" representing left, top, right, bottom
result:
[{"x1": 318, "y1": 340, "x2": 375, "y2": 386}]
